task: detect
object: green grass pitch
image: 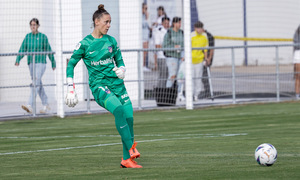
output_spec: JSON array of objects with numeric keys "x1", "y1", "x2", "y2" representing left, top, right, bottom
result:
[{"x1": 0, "y1": 102, "x2": 299, "y2": 179}]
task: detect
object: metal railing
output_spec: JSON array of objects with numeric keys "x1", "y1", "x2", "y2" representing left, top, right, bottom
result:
[{"x1": 0, "y1": 43, "x2": 298, "y2": 118}]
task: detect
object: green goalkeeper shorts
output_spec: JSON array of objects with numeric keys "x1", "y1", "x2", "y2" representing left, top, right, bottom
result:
[{"x1": 91, "y1": 84, "x2": 131, "y2": 113}]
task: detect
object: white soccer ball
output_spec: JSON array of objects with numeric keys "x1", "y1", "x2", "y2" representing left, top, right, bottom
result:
[{"x1": 255, "y1": 143, "x2": 277, "y2": 166}]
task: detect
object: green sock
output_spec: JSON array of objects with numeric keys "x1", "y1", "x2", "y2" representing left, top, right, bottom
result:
[
  {"x1": 122, "y1": 117, "x2": 134, "y2": 160},
  {"x1": 113, "y1": 106, "x2": 133, "y2": 158},
  {"x1": 123, "y1": 103, "x2": 134, "y2": 142},
  {"x1": 122, "y1": 140, "x2": 131, "y2": 160},
  {"x1": 126, "y1": 117, "x2": 134, "y2": 142}
]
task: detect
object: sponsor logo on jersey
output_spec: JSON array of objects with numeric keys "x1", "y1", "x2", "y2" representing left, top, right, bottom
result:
[
  {"x1": 108, "y1": 46, "x2": 113, "y2": 53},
  {"x1": 91, "y1": 58, "x2": 114, "y2": 66}
]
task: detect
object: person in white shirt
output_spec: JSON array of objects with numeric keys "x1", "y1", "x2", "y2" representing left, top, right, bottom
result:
[
  {"x1": 153, "y1": 17, "x2": 170, "y2": 87},
  {"x1": 153, "y1": 6, "x2": 167, "y2": 27},
  {"x1": 142, "y1": 3, "x2": 152, "y2": 72}
]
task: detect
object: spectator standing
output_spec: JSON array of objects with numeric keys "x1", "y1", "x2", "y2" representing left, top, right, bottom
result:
[
  {"x1": 142, "y1": 3, "x2": 151, "y2": 72},
  {"x1": 150, "y1": 6, "x2": 167, "y2": 71},
  {"x1": 154, "y1": 17, "x2": 170, "y2": 87},
  {"x1": 15, "y1": 18, "x2": 56, "y2": 114},
  {"x1": 191, "y1": 21, "x2": 208, "y2": 101},
  {"x1": 293, "y1": 25, "x2": 300, "y2": 99},
  {"x1": 201, "y1": 29, "x2": 214, "y2": 98},
  {"x1": 163, "y1": 17, "x2": 184, "y2": 88},
  {"x1": 153, "y1": 6, "x2": 167, "y2": 27}
]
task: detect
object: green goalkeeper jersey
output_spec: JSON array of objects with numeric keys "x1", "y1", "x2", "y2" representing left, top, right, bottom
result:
[{"x1": 67, "y1": 34, "x2": 125, "y2": 90}]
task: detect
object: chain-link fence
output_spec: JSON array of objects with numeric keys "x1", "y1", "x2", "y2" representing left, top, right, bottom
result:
[
  {"x1": 1, "y1": 0, "x2": 299, "y2": 119},
  {"x1": 0, "y1": 44, "x2": 298, "y2": 119}
]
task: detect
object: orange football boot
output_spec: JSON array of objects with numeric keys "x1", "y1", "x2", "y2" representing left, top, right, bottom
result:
[
  {"x1": 131, "y1": 159, "x2": 138, "y2": 165},
  {"x1": 129, "y1": 141, "x2": 140, "y2": 159},
  {"x1": 120, "y1": 158, "x2": 142, "y2": 168}
]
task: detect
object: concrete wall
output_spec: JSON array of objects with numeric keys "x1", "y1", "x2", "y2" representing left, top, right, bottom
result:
[
  {"x1": 0, "y1": 0, "x2": 83, "y2": 103},
  {"x1": 196, "y1": 0, "x2": 300, "y2": 66},
  {"x1": 0, "y1": 0, "x2": 56, "y2": 102},
  {"x1": 0, "y1": 0, "x2": 299, "y2": 103},
  {"x1": 0, "y1": 0, "x2": 142, "y2": 103}
]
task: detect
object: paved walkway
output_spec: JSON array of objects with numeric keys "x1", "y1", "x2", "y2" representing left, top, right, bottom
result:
[
  {"x1": 0, "y1": 64, "x2": 296, "y2": 120},
  {"x1": 1, "y1": 96, "x2": 294, "y2": 120}
]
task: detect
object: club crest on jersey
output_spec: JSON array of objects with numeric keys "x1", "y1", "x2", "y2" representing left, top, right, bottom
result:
[
  {"x1": 105, "y1": 86, "x2": 111, "y2": 94},
  {"x1": 75, "y1": 43, "x2": 81, "y2": 50},
  {"x1": 108, "y1": 46, "x2": 113, "y2": 53},
  {"x1": 105, "y1": 89, "x2": 111, "y2": 94},
  {"x1": 99, "y1": 86, "x2": 111, "y2": 94}
]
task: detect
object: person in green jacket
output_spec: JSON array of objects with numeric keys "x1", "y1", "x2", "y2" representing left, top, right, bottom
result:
[
  {"x1": 15, "y1": 18, "x2": 56, "y2": 114},
  {"x1": 162, "y1": 17, "x2": 184, "y2": 89},
  {"x1": 65, "y1": 4, "x2": 142, "y2": 168}
]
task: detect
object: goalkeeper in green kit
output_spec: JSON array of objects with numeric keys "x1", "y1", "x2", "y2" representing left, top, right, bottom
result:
[{"x1": 65, "y1": 4, "x2": 142, "y2": 168}]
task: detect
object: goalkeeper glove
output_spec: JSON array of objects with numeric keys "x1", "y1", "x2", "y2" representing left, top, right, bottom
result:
[
  {"x1": 113, "y1": 66, "x2": 126, "y2": 79},
  {"x1": 65, "y1": 78, "x2": 78, "y2": 107}
]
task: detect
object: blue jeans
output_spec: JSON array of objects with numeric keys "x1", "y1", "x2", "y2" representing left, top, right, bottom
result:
[
  {"x1": 166, "y1": 57, "x2": 181, "y2": 88},
  {"x1": 28, "y1": 63, "x2": 48, "y2": 106}
]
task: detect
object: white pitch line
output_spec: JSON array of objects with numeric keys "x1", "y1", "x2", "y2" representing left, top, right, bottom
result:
[
  {"x1": 0, "y1": 134, "x2": 168, "y2": 139},
  {"x1": 0, "y1": 138, "x2": 189, "y2": 156},
  {"x1": 0, "y1": 133, "x2": 247, "y2": 156},
  {"x1": 0, "y1": 142, "x2": 122, "y2": 155},
  {"x1": 0, "y1": 135, "x2": 121, "y2": 139},
  {"x1": 0, "y1": 133, "x2": 247, "y2": 139}
]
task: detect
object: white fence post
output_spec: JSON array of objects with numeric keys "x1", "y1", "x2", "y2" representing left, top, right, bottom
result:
[
  {"x1": 275, "y1": 46, "x2": 280, "y2": 102},
  {"x1": 231, "y1": 48, "x2": 236, "y2": 104},
  {"x1": 55, "y1": 0, "x2": 65, "y2": 118},
  {"x1": 138, "y1": 51, "x2": 142, "y2": 110},
  {"x1": 32, "y1": 55, "x2": 36, "y2": 116},
  {"x1": 85, "y1": 69, "x2": 91, "y2": 113},
  {"x1": 183, "y1": 0, "x2": 193, "y2": 110}
]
